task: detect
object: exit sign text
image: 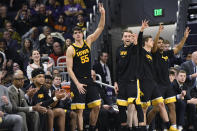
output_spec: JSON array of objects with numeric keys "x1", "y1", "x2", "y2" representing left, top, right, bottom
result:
[{"x1": 154, "y1": 9, "x2": 163, "y2": 17}]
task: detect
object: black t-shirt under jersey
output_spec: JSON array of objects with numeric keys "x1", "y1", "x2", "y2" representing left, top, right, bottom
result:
[
  {"x1": 115, "y1": 32, "x2": 143, "y2": 82},
  {"x1": 153, "y1": 50, "x2": 174, "y2": 86},
  {"x1": 138, "y1": 48, "x2": 156, "y2": 81}
]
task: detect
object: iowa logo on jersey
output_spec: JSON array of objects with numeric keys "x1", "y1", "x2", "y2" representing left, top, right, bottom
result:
[
  {"x1": 76, "y1": 49, "x2": 89, "y2": 57},
  {"x1": 162, "y1": 55, "x2": 168, "y2": 61},
  {"x1": 120, "y1": 51, "x2": 127, "y2": 57},
  {"x1": 146, "y1": 54, "x2": 152, "y2": 61}
]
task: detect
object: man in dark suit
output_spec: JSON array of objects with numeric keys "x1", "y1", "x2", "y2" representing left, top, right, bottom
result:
[
  {"x1": 91, "y1": 70, "x2": 119, "y2": 131},
  {"x1": 0, "y1": 84, "x2": 23, "y2": 131},
  {"x1": 93, "y1": 51, "x2": 114, "y2": 99},
  {"x1": 8, "y1": 70, "x2": 47, "y2": 131},
  {"x1": 172, "y1": 69, "x2": 197, "y2": 131},
  {"x1": 181, "y1": 51, "x2": 197, "y2": 92},
  {"x1": 93, "y1": 51, "x2": 111, "y2": 84}
]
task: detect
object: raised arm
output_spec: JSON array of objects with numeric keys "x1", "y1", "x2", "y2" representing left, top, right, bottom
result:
[
  {"x1": 152, "y1": 24, "x2": 164, "y2": 53},
  {"x1": 138, "y1": 20, "x2": 149, "y2": 47},
  {"x1": 173, "y1": 27, "x2": 190, "y2": 54},
  {"x1": 86, "y1": 3, "x2": 105, "y2": 46}
]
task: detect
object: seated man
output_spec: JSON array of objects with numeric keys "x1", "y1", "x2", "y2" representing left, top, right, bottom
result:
[
  {"x1": 0, "y1": 84, "x2": 23, "y2": 131},
  {"x1": 172, "y1": 69, "x2": 197, "y2": 130},
  {"x1": 91, "y1": 70, "x2": 119, "y2": 131},
  {"x1": 46, "y1": 74, "x2": 77, "y2": 131},
  {"x1": 30, "y1": 68, "x2": 65, "y2": 131},
  {"x1": 8, "y1": 70, "x2": 47, "y2": 131}
]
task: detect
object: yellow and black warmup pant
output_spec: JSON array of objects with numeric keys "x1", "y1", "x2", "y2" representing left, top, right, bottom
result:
[
  {"x1": 116, "y1": 80, "x2": 139, "y2": 106},
  {"x1": 158, "y1": 84, "x2": 176, "y2": 104},
  {"x1": 70, "y1": 78, "x2": 101, "y2": 110},
  {"x1": 140, "y1": 79, "x2": 164, "y2": 108},
  {"x1": 116, "y1": 80, "x2": 144, "y2": 123}
]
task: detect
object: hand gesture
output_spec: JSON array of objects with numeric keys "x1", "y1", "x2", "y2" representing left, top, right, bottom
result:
[
  {"x1": 181, "y1": 90, "x2": 186, "y2": 97},
  {"x1": 55, "y1": 90, "x2": 65, "y2": 100},
  {"x1": 76, "y1": 83, "x2": 87, "y2": 94},
  {"x1": 47, "y1": 61, "x2": 53, "y2": 69},
  {"x1": 1, "y1": 96, "x2": 8, "y2": 105},
  {"x1": 27, "y1": 87, "x2": 37, "y2": 98},
  {"x1": 98, "y1": 3, "x2": 105, "y2": 15},
  {"x1": 61, "y1": 92, "x2": 71, "y2": 100},
  {"x1": 33, "y1": 102, "x2": 47, "y2": 113},
  {"x1": 158, "y1": 23, "x2": 164, "y2": 32},
  {"x1": 191, "y1": 73, "x2": 197, "y2": 78},
  {"x1": 114, "y1": 82, "x2": 119, "y2": 95},
  {"x1": 141, "y1": 20, "x2": 149, "y2": 32},
  {"x1": 34, "y1": 4, "x2": 40, "y2": 12},
  {"x1": 184, "y1": 27, "x2": 191, "y2": 38},
  {"x1": 189, "y1": 98, "x2": 197, "y2": 104}
]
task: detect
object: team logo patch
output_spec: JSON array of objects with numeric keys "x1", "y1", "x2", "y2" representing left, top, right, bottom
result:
[
  {"x1": 120, "y1": 51, "x2": 127, "y2": 56},
  {"x1": 38, "y1": 94, "x2": 44, "y2": 99},
  {"x1": 140, "y1": 91, "x2": 144, "y2": 96},
  {"x1": 146, "y1": 54, "x2": 152, "y2": 61},
  {"x1": 162, "y1": 55, "x2": 168, "y2": 61}
]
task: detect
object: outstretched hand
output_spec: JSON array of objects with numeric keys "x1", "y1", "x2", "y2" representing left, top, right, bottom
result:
[
  {"x1": 141, "y1": 20, "x2": 149, "y2": 32},
  {"x1": 98, "y1": 3, "x2": 105, "y2": 15},
  {"x1": 184, "y1": 27, "x2": 191, "y2": 38},
  {"x1": 158, "y1": 23, "x2": 164, "y2": 32}
]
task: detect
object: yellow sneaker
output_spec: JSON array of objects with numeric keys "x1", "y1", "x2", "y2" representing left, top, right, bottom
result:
[{"x1": 168, "y1": 126, "x2": 179, "y2": 131}]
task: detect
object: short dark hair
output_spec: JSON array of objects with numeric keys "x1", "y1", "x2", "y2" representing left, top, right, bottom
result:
[
  {"x1": 53, "y1": 74, "x2": 61, "y2": 80},
  {"x1": 177, "y1": 70, "x2": 186, "y2": 75},
  {"x1": 169, "y1": 70, "x2": 175, "y2": 75},
  {"x1": 164, "y1": 40, "x2": 170, "y2": 45},
  {"x1": 159, "y1": 37, "x2": 164, "y2": 41},
  {"x1": 45, "y1": 75, "x2": 53, "y2": 80},
  {"x1": 99, "y1": 51, "x2": 108, "y2": 57},
  {"x1": 72, "y1": 26, "x2": 82, "y2": 34},
  {"x1": 142, "y1": 35, "x2": 152, "y2": 47},
  {"x1": 31, "y1": 68, "x2": 45, "y2": 78},
  {"x1": 122, "y1": 29, "x2": 133, "y2": 37}
]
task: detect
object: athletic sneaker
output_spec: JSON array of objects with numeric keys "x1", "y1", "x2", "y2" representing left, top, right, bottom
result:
[{"x1": 168, "y1": 126, "x2": 179, "y2": 131}]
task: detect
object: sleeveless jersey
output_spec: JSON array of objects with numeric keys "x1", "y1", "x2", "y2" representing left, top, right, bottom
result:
[{"x1": 72, "y1": 40, "x2": 91, "y2": 79}]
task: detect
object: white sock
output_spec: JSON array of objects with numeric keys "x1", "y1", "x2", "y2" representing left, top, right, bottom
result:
[
  {"x1": 171, "y1": 124, "x2": 177, "y2": 128},
  {"x1": 178, "y1": 126, "x2": 183, "y2": 131}
]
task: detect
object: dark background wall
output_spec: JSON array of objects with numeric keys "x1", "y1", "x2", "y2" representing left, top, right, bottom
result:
[{"x1": 120, "y1": 0, "x2": 178, "y2": 27}]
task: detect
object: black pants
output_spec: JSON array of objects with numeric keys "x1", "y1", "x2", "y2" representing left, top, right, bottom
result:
[
  {"x1": 176, "y1": 100, "x2": 187, "y2": 126},
  {"x1": 186, "y1": 103, "x2": 196, "y2": 128},
  {"x1": 97, "y1": 107, "x2": 119, "y2": 131}
]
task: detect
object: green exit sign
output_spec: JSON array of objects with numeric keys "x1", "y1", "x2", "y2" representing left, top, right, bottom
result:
[{"x1": 154, "y1": 9, "x2": 163, "y2": 17}]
